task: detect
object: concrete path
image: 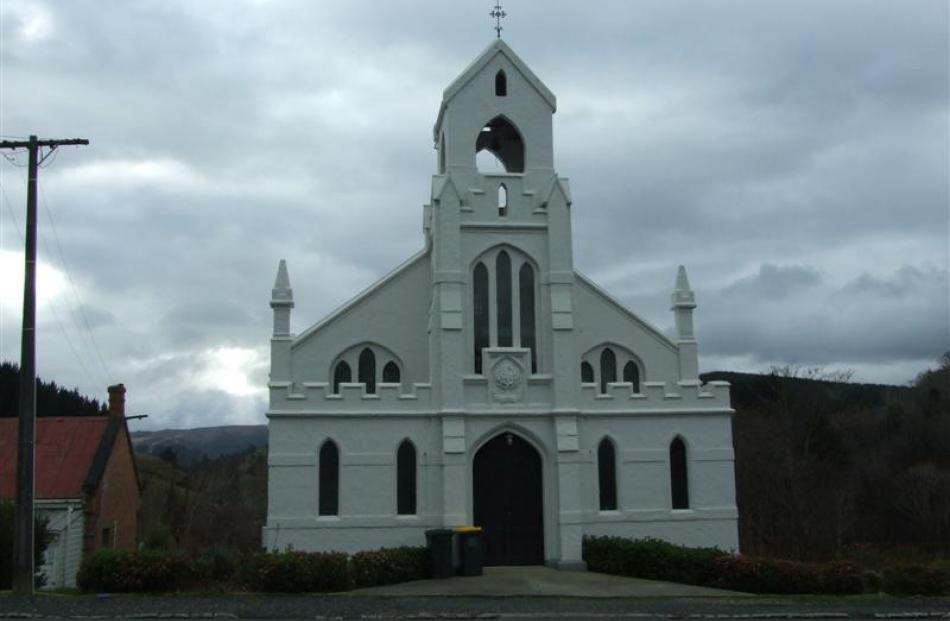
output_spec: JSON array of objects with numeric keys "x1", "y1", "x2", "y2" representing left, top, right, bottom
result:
[{"x1": 349, "y1": 566, "x2": 749, "y2": 598}]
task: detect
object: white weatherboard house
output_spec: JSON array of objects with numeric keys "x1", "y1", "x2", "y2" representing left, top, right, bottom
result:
[{"x1": 264, "y1": 40, "x2": 739, "y2": 568}]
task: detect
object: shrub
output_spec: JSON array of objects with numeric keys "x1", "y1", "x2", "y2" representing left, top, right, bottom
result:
[
  {"x1": 882, "y1": 564, "x2": 950, "y2": 596},
  {"x1": 77, "y1": 549, "x2": 198, "y2": 593},
  {"x1": 583, "y1": 536, "x2": 723, "y2": 586},
  {"x1": 240, "y1": 550, "x2": 351, "y2": 593},
  {"x1": 350, "y1": 546, "x2": 429, "y2": 588},
  {"x1": 0, "y1": 500, "x2": 53, "y2": 589}
]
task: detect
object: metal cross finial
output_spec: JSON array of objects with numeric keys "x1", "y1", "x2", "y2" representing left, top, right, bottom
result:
[{"x1": 490, "y1": 2, "x2": 507, "y2": 39}]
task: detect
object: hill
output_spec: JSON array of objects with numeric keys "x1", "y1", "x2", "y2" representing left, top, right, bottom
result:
[{"x1": 131, "y1": 425, "x2": 267, "y2": 466}]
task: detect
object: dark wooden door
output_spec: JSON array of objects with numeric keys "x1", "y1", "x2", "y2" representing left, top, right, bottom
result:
[{"x1": 473, "y1": 432, "x2": 544, "y2": 565}]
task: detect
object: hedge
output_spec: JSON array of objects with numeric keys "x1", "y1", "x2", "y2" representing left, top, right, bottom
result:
[
  {"x1": 583, "y1": 536, "x2": 948, "y2": 596},
  {"x1": 77, "y1": 545, "x2": 430, "y2": 593}
]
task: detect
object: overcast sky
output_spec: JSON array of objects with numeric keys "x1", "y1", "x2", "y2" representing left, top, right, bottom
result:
[{"x1": 0, "y1": 0, "x2": 947, "y2": 430}]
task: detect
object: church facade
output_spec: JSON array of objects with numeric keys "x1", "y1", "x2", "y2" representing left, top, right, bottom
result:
[{"x1": 264, "y1": 40, "x2": 738, "y2": 567}]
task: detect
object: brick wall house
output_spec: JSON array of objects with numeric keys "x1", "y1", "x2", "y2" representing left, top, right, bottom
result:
[{"x1": 0, "y1": 384, "x2": 141, "y2": 588}]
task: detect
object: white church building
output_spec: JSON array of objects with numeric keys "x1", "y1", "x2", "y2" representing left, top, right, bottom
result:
[{"x1": 264, "y1": 39, "x2": 738, "y2": 568}]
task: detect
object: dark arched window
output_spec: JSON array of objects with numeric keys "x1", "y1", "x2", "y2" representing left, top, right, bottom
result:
[
  {"x1": 333, "y1": 361, "x2": 351, "y2": 394},
  {"x1": 496, "y1": 251, "x2": 512, "y2": 347},
  {"x1": 382, "y1": 361, "x2": 400, "y2": 383},
  {"x1": 498, "y1": 184, "x2": 508, "y2": 217},
  {"x1": 473, "y1": 262, "x2": 490, "y2": 373},
  {"x1": 318, "y1": 440, "x2": 339, "y2": 516},
  {"x1": 598, "y1": 438, "x2": 618, "y2": 511},
  {"x1": 358, "y1": 348, "x2": 376, "y2": 394},
  {"x1": 599, "y1": 348, "x2": 616, "y2": 394},
  {"x1": 581, "y1": 361, "x2": 594, "y2": 383},
  {"x1": 519, "y1": 263, "x2": 536, "y2": 372},
  {"x1": 623, "y1": 361, "x2": 640, "y2": 393},
  {"x1": 670, "y1": 437, "x2": 689, "y2": 509},
  {"x1": 495, "y1": 70, "x2": 507, "y2": 96},
  {"x1": 396, "y1": 440, "x2": 417, "y2": 515}
]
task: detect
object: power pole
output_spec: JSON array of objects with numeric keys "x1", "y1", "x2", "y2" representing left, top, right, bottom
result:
[{"x1": 0, "y1": 135, "x2": 89, "y2": 596}]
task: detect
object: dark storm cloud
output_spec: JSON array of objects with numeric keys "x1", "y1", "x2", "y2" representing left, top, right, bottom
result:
[{"x1": 1, "y1": 0, "x2": 946, "y2": 427}]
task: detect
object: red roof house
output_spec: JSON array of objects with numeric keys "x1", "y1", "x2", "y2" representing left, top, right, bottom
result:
[{"x1": 0, "y1": 384, "x2": 140, "y2": 587}]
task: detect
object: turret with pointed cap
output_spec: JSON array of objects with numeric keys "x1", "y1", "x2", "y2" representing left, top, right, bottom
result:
[
  {"x1": 671, "y1": 265, "x2": 699, "y2": 380},
  {"x1": 271, "y1": 259, "x2": 294, "y2": 337}
]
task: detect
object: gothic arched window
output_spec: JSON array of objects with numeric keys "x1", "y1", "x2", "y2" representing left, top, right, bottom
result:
[
  {"x1": 623, "y1": 361, "x2": 640, "y2": 393},
  {"x1": 333, "y1": 361, "x2": 351, "y2": 394},
  {"x1": 396, "y1": 440, "x2": 417, "y2": 515},
  {"x1": 598, "y1": 438, "x2": 618, "y2": 511},
  {"x1": 519, "y1": 263, "x2": 536, "y2": 372},
  {"x1": 475, "y1": 116, "x2": 524, "y2": 173},
  {"x1": 383, "y1": 361, "x2": 400, "y2": 384},
  {"x1": 473, "y1": 262, "x2": 490, "y2": 374},
  {"x1": 495, "y1": 70, "x2": 507, "y2": 97},
  {"x1": 581, "y1": 361, "x2": 594, "y2": 383},
  {"x1": 670, "y1": 437, "x2": 689, "y2": 510},
  {"x1": 498, "y1": 184, "x2": 508, "y2": 217},
  {"x1": 318, "y1": 440, "x2": 339, "y2": 516},
  {"x1": 358, "y1": 348, "x2": 376, "y2": 394},
  {"x1": 599, "y1": 348, "x2": 616, "y2": 394},
  {"x1": 496, "y1": 251, "x2": 513, "y2": 347}
]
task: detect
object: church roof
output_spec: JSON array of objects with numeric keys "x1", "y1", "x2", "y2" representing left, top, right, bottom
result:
[{"x1": 433, "y1": 39, "x2": 557, "y2": 142}]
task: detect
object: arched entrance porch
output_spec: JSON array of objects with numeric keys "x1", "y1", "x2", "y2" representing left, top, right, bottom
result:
[{"x1": 472, "y1": 431, "x2": 544, "y2": 565}]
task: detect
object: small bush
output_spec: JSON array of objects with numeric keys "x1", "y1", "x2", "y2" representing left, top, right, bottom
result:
[
  {"x1": 882, "y1": 564, "x2": 950, "y2": 596},
  {"x1": 350, "y1": 546, "x2": 429, "y2": 588},
  {"x1": 241, "y1": 550, "x2": 351, "y2": 593},
  {"x1": 77, "y1": 549, "x2": 198, "y2": 593}
]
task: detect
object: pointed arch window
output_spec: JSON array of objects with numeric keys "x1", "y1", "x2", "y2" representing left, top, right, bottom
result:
[
  {"x1": 498, "y1": 184, "x2": 508, "y2": 217},
  {"x1": 599, "y1": 348, "x2": 616, "y2": 394},
  {"x1": 473, "y1": 262, "x2": 490, "y2": 374},
  {"x1": 318, "y1": 440, "x2": 339, "y2": 516},
  {"x1": 475, "y1": 116, "x2": 524, "y2": 173},
  {"x1": 598, "y1": 438, "x2": 618, "y2": 511},
  {"x1": 333, "y1": 361, "x2": 351, "y2": 394},
  {"x1": 396, "y1": 440, "x2": 417, "y2": 515},
  {"x1": 496, "y1": 251, "x2": 512, "y2": 347},
  {"x1": 519, "y1": 263, "x2": 536, "y2": 372},
  {"x1": 623, "y1": 361, "x2": 640, "y2": 393},
  {"x1": 581, "y1": 361, "x2": 594, "y2": 383},
  {"x1": 670, "y1": 437, "x2": 690, "y2": 510},
  {"x1": 358, "y1": 348, "x2": 376, "y2": 394},
  {"x1": 383, "y1": 361, "x2": 400, "y2": 384},
  {"x1": 495, "y1": 70, "x2": 507, "y2": 97}
]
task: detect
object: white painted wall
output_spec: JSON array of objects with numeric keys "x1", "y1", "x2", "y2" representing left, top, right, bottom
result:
[{"x1": 36, "y1": 500, "x2": 84, "y2": 590}]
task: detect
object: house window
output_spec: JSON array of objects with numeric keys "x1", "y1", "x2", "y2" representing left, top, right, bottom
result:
[
  {"x1": 519, "y1": 263, "x2": 536, "y2": 372},
  {"x1": 598, "y1": 438, "x2": 618, "y2": 511},
  {"x1": 623, "y1": 361, "x2": 640, "y2": 393},
  {"x1": 496, "y1": 251, "x2": 512, "y2": 347},
  {"x1": 599, "y1": 348, "x2": 616, "y2": 394},
  {"x1": 670, "y1": 437, "x2": 689, "y2": 510},
  {"x1": 319, "y1": 440, "x2": 340, "y2": 516},
  {"x1": 581, "y1": 361, "x2": 594, "y2": 383},
  {"x1": 473, "y1": 262, "x2": 490, "y2": 373},
  {"x1": 397, "y1": 440, "x2": 417, "y2": 515},
  {"x1": 333, "y1": 361, "x2": 351, "y2": 394},
  {"x1": 358, "y1": 348, "x2": 376, "y2": 394},
  {"x1": 383, "y1": 361, "x2": 400, "y2": 383},
  {"x1": 495, "y1": 70, "x2": 507, "y2": 96}
]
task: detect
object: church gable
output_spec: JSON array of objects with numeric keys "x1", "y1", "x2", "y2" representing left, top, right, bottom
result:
[{"x1": 289, "y1": 251, "x2": 432, "y2": 389}]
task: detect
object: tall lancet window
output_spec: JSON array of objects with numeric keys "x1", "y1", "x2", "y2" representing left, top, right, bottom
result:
[
  {"x1": 519, "y1": 263, "x2": 536, "y2": 372},
  {"x1": 670, "y1": 437, "x2": 690, "y2": 509},
  {"x1": 333, "y1": 361, "x2": 351, "y2": 394},
  {"x1": 358, "y1": 348, "x2": 376, "y2": 394},
  {"x1": 473, "y1": 262, "x2": 490, "y2": 374},
  {"x1": 495, "y1": 70, "x2": 507, "y2": 96},
  {"x1": 396, "y1": 440, "x2": 417, "y2": 515},
  {"x1": 318, "y1": 440, "x2": 339, "y2": 516},
  {"x1": 581, "y1": 361, "x2": 594, "y2": 383},
  {"x1": 623, "y1": 361, "x2": 640, "y2": 393},
  {"x1": 498, "y1": 184, "x2": 508, "y2": 217},
  {"x1": 382, "y1": 361, "x2": 400, "y2": 384},
  {"x1": 600, "y1": 348, "x2": 616, "y2": 394},
  {"x1": 496, "y1": 251, "x2": 513, "y2": 347},
  {"x1": 598, "y1": 438, "x2": 618, "y2": 511}
]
